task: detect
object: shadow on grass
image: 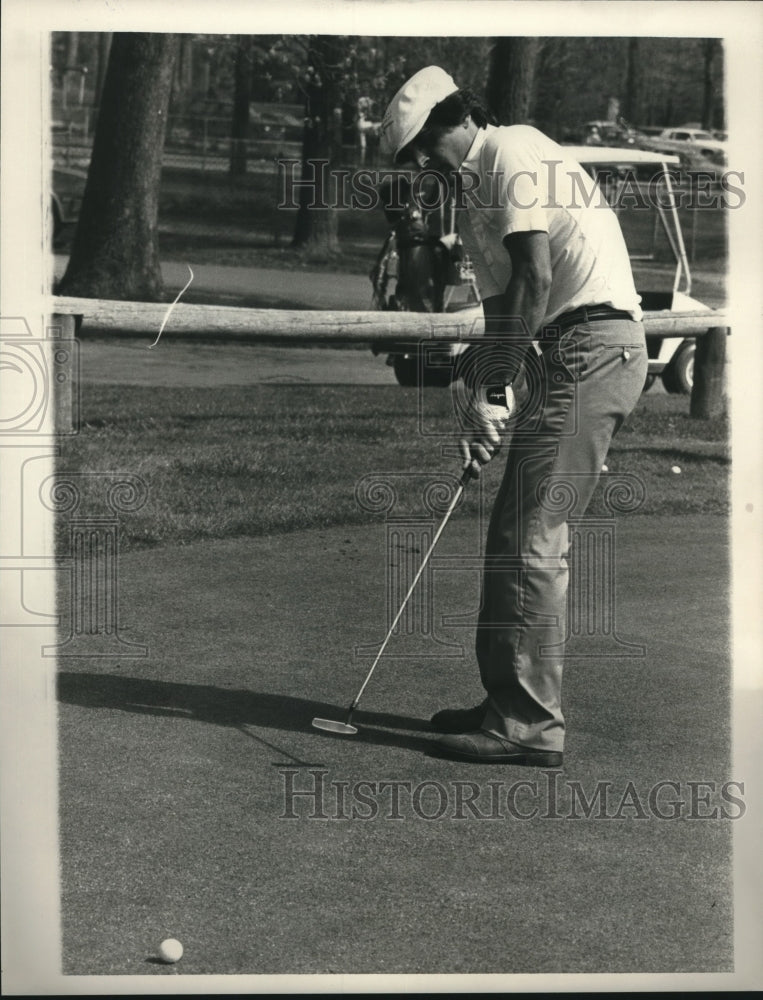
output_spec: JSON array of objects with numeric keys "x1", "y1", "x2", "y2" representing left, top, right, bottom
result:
[{"x1": 57, "y1": 671, "x2": 434, "y2": 756}]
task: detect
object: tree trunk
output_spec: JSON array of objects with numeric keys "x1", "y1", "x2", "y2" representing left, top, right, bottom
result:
[
  {"x1": 176, "y1": 36, "x2": 194, "y2": 110},
  {"x1": 622, "y1": 38, "x2": 642, "y2": 124},
  {"x1": 486, "y1": 38, "x2": 541, "y2": 125},
  {"x1": 61, "y1": 32, "x2": 81, "y2": 109},
  {"x1": 65, "y1": 32, "x2": 80, "y2": 68},
  {"x1": 93, "y1": 33, "x2": 113, "y2": 112},
  {"x1": 197, "y1": 49, "x2": 211, "y2": 99},
  {"x1": 292, "y1": 35, "x2": 344, "y2": 254},
  {"x1": 58, "y1": 33, "x2": 179, "y2": 302},
  {"x1": 230, "y1": 36, "x2": 253, "y2": 176},
  {"x1": 690, "y1": 327, "x2": 727, "y2": 419},
  {"x1": 701, "y1": 39, "x2": 720, "y2": 130}
]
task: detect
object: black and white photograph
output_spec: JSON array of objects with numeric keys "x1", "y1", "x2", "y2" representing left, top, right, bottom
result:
[{"x1": 1, "y1": 0, "x2": 762, "y2": 993}]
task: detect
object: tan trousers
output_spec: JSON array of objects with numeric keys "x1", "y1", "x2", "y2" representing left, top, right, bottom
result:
[{"x1": 477, "y1": 319, "x2": 648, "y2": 751}]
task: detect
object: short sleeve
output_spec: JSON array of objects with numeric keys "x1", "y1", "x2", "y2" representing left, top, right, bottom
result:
[{"x1": 482, "y1": 129, "x2": 550, "y2": 238}]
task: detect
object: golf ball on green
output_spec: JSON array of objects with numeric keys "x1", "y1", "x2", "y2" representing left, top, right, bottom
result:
[
  {"x1": 671, "y1": 465, "x2": 682, "y2": 474},
  {"x1": 159, "y1": 938, "x2": 183, "y2": 963}
]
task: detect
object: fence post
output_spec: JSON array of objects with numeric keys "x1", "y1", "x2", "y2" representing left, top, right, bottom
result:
[
  {"x1": 49, "y1": 313, "x2": 79, "y2": 434},
  {"x1": 690, "y1": 327, "x2": 727, "y2": 419}
]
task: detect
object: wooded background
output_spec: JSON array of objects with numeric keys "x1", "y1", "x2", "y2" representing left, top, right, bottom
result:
[
  {"x1": 52, "y1": 32, "x2": 725, "y2": 139},
  {"x1": 52, "y1": 33, "x2": 725, "y2": 300}
]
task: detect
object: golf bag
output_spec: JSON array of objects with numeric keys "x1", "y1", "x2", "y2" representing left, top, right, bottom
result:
[
  {"x1": 369, "y1": 174, "x2": 480, "y2": 387},
  {"x1": 370, "y1": 175, "x2": 475, "y2": 313}
]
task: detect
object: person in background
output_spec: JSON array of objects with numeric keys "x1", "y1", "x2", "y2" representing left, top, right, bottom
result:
[{"x1": 356, "y1": 96, "x2": 380, "y2": 165}]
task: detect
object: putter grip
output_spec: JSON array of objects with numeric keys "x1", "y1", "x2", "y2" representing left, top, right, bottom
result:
[{"x1": 485, "y1": 386, "x2": 508, "y2": 406}]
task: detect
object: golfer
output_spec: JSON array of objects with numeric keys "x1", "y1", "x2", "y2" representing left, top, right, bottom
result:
[{"x1": 380, "y1": 67, "x2": 648, "y2": 765}]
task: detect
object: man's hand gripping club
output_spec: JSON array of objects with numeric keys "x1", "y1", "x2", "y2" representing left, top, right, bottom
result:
[{"x1": 459, "y1": 382, "x2": 516, "y2": 480}]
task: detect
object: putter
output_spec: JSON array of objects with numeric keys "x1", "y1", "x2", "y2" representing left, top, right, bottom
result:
[{"x1": 312, "y1": 463, "x2": 472, "y2": 737}]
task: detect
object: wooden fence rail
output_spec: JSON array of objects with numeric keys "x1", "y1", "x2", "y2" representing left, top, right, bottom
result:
[
  {"x1": 51, "y1": 295, "x2": 726, "y2": 343},
  {"x1": 49, "y1": 298, "x2": 728, "y2": 421}
]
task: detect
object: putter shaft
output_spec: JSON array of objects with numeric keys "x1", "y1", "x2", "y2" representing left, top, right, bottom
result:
[{"x1": 347, "y1": 466, "x2": 471, "y2": 714}]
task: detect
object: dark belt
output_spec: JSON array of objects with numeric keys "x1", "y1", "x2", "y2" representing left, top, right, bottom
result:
[{"x1": 539, "y1": 304, "x2": 635, "y2": 339}]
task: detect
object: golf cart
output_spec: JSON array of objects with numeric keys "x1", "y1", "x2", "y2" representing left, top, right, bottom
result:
[{"x1": 371, "y1": 147, "x2": 717, "y2": 394}]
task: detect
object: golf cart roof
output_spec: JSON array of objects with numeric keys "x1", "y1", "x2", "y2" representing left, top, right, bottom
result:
[
  {"x1": 561, "y1": 144, "x2": 690, "y2": 296},
  {"x1": 562, "y1": 145, "x2": 681, "y2": 166}
]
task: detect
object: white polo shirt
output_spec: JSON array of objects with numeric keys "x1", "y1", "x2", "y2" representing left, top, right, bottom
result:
[{"x1": 457, "y1": 124, "x2": 642, "y2": 325}]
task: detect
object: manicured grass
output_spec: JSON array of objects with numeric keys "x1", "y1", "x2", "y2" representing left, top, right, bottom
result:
[{"x1": 57, "y1": 383, "x2": 729, "y2": 552}]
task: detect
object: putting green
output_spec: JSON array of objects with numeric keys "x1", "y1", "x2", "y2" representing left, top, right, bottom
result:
[{"x1": 57, "y1": 512, "x2": 734, "y2": 976}]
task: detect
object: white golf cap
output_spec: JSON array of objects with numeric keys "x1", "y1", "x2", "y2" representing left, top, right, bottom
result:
[{"x1": 380, "y1": 66, "x2": 459, "y2": 161}]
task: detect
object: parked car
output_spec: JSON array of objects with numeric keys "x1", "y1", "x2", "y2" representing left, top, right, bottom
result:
[
  {"x1": 51, "y1": 165, "x2": 87, "y2": 244},
  {"x1": 564, "y1": 120, "x2": 644, "y2": 147},
  {"x1": 646, "y1": 127, "x2": 728, "y2": 166},
  {"x1": 658, "y1": 126, "x2": 726, "y2": 153},
  {"x1": 372, "y1": 146, "x2": 725, "y2": 395}
]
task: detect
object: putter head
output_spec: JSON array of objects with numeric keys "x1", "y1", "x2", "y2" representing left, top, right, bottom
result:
[{"x1": 312, "y1": 717, "x2": 358, "y2": 736}]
